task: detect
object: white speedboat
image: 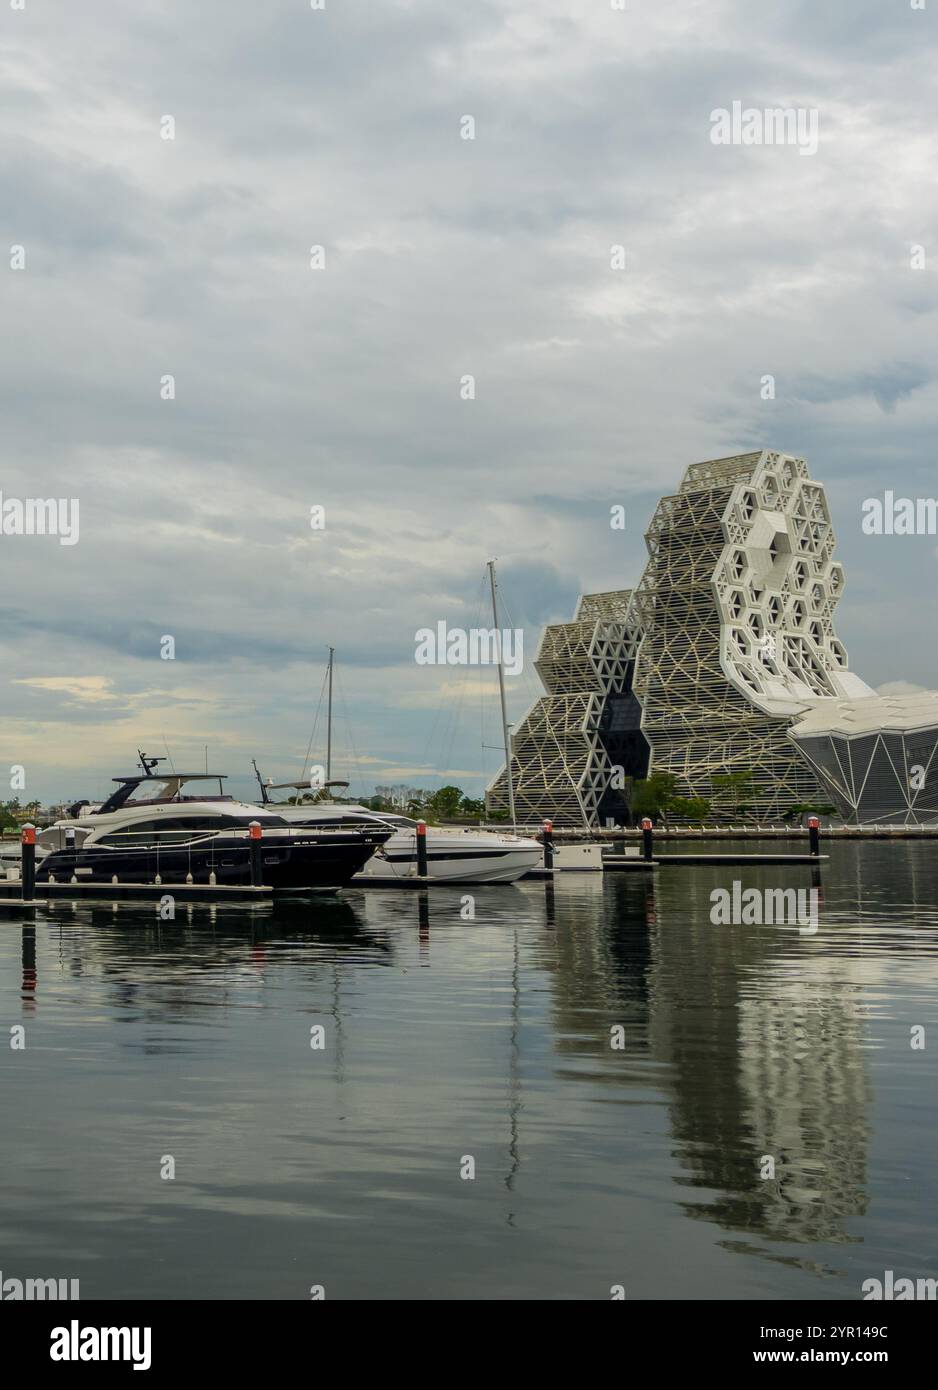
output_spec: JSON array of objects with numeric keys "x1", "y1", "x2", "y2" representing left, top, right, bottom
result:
[{"x1": 254, "y1": 778, "x2": 543, "y2": 884}]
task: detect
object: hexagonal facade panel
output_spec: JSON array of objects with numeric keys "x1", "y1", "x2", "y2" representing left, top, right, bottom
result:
[
  {"x1": 630, "y1": 450, "x2": 877, "y2": 819},
  {"x1": 487, "y1": 451, "x2": 938, "y2": 826}
]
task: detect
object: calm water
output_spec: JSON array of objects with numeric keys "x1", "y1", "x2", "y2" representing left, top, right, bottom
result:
[{"x1": 2, "y1": 841, "x2": 937, "y2": 1301}]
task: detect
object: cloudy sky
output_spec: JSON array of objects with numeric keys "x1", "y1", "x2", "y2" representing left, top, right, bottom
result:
[{"x1": 1, "y1": 0, "x2": 936, "y2": 807}]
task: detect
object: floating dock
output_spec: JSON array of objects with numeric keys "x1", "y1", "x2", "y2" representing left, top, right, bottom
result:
[
  {"x1": 0, "y1": 881, "x2": 338, "y2": 905},
  {"x1": 559, "y1": 859, "x2": 656, "y2": 875},
  {"x1": 604, "y1": 818, "x2": 826, "y2": 871},
  {"x1": 348, "y1": 875, "x2": 436, "y2": 888},
  {"x1": 649, "y1": 852, "x2": 827, "y2": 866}
]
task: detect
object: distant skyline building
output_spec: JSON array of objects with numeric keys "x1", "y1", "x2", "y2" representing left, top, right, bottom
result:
[{"x1": 488, "y1": 450, "x2": 938, "y2": 826}]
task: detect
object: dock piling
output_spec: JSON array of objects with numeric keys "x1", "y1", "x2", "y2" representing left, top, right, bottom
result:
[
  {"x1": 416, "y1": 820, "x2": 428, "y2": 878},
  {"x1": 21, "y1": 824, "x2": 36, "y2": 902},
  {"x1": 542, "y1": 819, "x2": 554, "y2": 871},
  {"x1": 248, "y1": 821, "x2": 263, "y2": 887},
  {"x1": 641, "y1": 817, "x2": 654, "y2": 862},
  {"x1": 808, "y1": 816, "x2": 821, "y2": 857}
]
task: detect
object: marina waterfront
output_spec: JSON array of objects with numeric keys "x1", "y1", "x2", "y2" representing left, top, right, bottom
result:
[{"x1": 2, "y1": 840, "x2": 937, "y2": 1301}]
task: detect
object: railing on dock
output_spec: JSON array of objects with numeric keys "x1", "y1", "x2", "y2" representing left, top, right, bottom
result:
[{"x1": 0, "y1": 820, "x2": 275, "y2": 907}]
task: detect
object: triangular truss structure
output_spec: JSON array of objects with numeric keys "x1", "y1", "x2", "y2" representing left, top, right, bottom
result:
[
  {"x1": 488, "y1": 451, "x2": 938, "y2": 826},
  {"x1": 629, "y1": 450, "x2": 876, "y2": 819},
  {"x1": 791, "y1": 697, "x2": 938, "y2": 825},
  {"x1": 486, "y1": 591, "x2": 648, "y2": 826}
]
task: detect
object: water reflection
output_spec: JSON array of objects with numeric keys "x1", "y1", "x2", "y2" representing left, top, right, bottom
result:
[
  {"x1": 647, "y1": 868, "x2": 871, "y2": 1247},
  {"x1": 2, "y1": 843, "x2": 938, "y2": 1298}
]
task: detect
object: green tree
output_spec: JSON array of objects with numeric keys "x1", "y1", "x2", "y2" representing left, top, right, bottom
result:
[
  {"x1": 426, "y1": 785, "x2": 463, "y2": 821},
  {"x1": 630, "y1": 772, "x2": 678, "y2": 824},
  {"x1": 368, "y1": 787, "x2": 486, "y2": 823},
  {"x1": 711, "y1": 771, "x2": 757, "y2": 818},
  {"x1": 669, "y1": 796, "x2": 711, "y2": 822}
]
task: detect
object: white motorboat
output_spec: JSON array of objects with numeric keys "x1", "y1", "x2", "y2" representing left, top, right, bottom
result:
[{"x1": 253, "y1": 779, "x2": 543, "y2": 884}]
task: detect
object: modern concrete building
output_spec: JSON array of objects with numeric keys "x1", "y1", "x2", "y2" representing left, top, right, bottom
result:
[
  {"x1": 488, "y1": 450, "x2": 938, "y2": 826},
  {"x1": 790, "y1": 695, "x2": 938, "y2": 826},
  {"x1": 630, "y1": 450, "x2": 877, "y2": 819}
]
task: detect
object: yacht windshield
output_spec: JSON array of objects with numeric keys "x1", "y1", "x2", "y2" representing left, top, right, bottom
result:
[{"x1": 124, "y1": 778, "x2": 182, "y2": 803}]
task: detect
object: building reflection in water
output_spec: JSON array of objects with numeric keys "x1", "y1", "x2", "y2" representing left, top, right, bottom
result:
[
  {"x1": 647, "y1": 866, "x2": 871, "y2": 1246},
  {"x1": 542, "y1": 860, "x2": 880, "y2": 1251}
]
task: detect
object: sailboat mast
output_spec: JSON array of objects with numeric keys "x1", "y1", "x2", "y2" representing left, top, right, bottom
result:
[
  {"x1": 487, "y1": 560, "x2": 516, "y2": 828},
  {"x1": 326, "y1": 646, "x2": 334, "y2": 783}
]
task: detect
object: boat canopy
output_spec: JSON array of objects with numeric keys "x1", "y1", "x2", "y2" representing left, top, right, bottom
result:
[
  {"x1": 110, "y1": 773, "x2": 227, "y2": 784},
  {"x1": 96, "y1": 772, "x2": 230, "y2": 815}
]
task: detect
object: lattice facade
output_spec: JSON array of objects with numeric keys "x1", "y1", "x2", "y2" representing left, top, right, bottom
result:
[
  {"x1": 487, "y1": 451, "x2": 938, "y2": 825},
  {"x1": 631, "y1": 450, "x2": 875, "y2": 819},
  {"x1": 486, "y1": 591, "x2": 648, "y2": 826}
]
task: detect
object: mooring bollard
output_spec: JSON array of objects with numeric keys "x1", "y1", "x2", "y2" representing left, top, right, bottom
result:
[
  {"x1": 807, "y1": 815, "x2": 820, "y2": 857},
  {"x1": 248, "y1": 821, "x2": 263, "y2": 887},
  {"x1": 641, "y1": 817, "x2": 654, "y2": 862},
  {"x1": 542, "y1": 818, "x2": 554, "y2": 871},
  {"x1": 416, "y1": 820, "x2": 428, "y2": 877},
  {"x1": 21, "y1": 823, "x2": 36, "y2": 902}
]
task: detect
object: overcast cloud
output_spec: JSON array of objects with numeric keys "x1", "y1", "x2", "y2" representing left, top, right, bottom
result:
[{"x1": 1, "y1": 0, "x2": 936, "y2": 805}]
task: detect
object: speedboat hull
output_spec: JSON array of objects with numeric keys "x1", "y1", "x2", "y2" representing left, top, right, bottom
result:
[{"x1": 355, "y1": 832, "x2": 542, "y2": 884}]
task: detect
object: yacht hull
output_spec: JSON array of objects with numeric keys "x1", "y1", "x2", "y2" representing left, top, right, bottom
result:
[{"x1": 36, "y1": 830, "x2": 388, "y2": 893}]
